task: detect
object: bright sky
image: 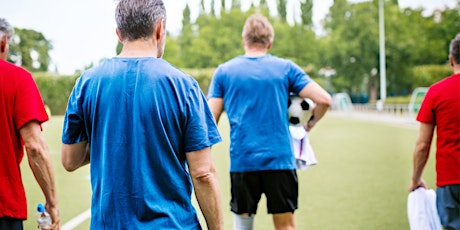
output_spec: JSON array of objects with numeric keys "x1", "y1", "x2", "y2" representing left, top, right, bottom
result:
[{"x1": 0, "y1": 0, "x2": 456, "y2": 74}]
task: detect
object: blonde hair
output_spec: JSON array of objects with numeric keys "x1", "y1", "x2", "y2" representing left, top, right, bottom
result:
[{"x1": 242, "y1": 14, "x2": 274, "y2": 48}]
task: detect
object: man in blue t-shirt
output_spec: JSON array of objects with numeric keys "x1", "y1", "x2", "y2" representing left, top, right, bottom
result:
[
  {"x1": 61, "y1": 0, "x2": 223, "y2": 229},
  {"x1": 207, "y1": 14, "x2": 331, "y2": 230}
]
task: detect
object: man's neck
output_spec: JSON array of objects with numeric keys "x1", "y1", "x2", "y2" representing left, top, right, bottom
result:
[
  {"x1": 244, "y1": 46, "x2": 268, "y2": 57},
  {"x1": 118, "y1": 39, "x2": 159, "y2": 58},
  {"x1": 453, "y1": 65, "x2": 460, "y2": 75},
  {"x1": 0, "y1": 51, "x2": 7, "y2": 61}
]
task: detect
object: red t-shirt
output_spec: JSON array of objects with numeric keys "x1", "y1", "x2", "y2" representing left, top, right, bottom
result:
[
  {"x1": 417, "y1": 73, "x2": 460, "y2": 187},
  {"x1": 0, "y1": 59, "x2": 48, "y2": 219}
]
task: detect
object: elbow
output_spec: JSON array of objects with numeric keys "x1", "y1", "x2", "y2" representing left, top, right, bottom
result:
[
  {"x1": 415, "y1": 142, "x2": 431, "y2": 156},
  {"x1": 317, "y1": 94, "x2": 332, "y2": 108},
  {"x1": 191, "y1": 168, "x2": 218, "y2": 185},
  {"x1": 24, "y1": 141, "x2": 48, "y2": 160},
  {"x1": 61, "y1": 142, "x2": 88, "y2": 172},
  {"x1": 194, "y1": 172, "x2": 215, "y2": 185},
  {"x1": 325, "y1": 95, "x2": 332, "y2": 107},
  {"x1": 61, "y1": 151, "x2": 78, "y2": 172},
  {"x1": 61, "y1": 159, "x2": 76, "y2": 172},
  {"x1": 24, "y1": 142, "x2": 41, "y2": 157}
]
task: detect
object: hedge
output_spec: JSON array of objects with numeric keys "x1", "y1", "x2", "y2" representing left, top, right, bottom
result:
[
  {"x1": 34, "y1": 72, "x2": 79, "y2": 115},
  {"x1": 32, "y1": 67, "x2": 345, "y2": 115},
  {"x1": 33, "y1": 69, "x2": 217, "y2": 115},
  {"x1": 411, "y1": 64, "x2": 452, "y2": 88}
]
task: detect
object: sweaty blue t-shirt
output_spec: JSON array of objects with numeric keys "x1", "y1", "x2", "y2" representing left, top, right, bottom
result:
[
  {"x1": 62, "y1": 57, "x2": 221, "y2": 229},
  {"x1": 207, "y1": 54, "x2": 311, "y2": 172}
]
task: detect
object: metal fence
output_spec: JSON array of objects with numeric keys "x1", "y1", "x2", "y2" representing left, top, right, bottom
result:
[
  {"x1": 352, "y1": 103, "x2": 415, "y2": 117},
  {"x1": 329, "y1": 103, "x2": 419, "y2": 125}
]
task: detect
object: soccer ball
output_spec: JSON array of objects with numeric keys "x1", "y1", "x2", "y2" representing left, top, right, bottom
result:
[{"x1": 288, "y1": 96, "x2": 315, "y2": 126}]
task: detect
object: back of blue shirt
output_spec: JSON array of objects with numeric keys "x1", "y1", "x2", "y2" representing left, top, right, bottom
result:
[
  {"x1": 62, "y1": 57, "x2": 221, "y2": 229},
  {"x1": 208, "y1": 54, "x2": 311, "y2": 172}
]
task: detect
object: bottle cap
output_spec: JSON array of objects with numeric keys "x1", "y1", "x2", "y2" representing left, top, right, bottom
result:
[{"x1": 37, "y1": 203, "x2": 45, "y2": 212}]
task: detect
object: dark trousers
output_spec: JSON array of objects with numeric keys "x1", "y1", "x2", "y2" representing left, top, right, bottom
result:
[{"x1": 0, "y1": 217, "x2": 23, "y2": 230}]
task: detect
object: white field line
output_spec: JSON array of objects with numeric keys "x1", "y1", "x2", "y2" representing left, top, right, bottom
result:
[{"x1": 61, "y1": 209, "x2": 91, "y2": 230}]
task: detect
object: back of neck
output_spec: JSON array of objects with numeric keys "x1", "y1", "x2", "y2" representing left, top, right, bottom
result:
[{"x1": 118, "y1": 40, "x2": 158, "y2": 58}]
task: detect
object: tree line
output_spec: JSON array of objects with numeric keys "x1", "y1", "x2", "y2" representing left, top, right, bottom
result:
[{"x1": 9, "y1": 0, "x2": 459, "y2": 103}]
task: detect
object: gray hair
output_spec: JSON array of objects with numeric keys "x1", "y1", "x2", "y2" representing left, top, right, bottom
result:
[
  {"x1": 0, "y1": 18, "x2": 14, "y2": 40},
  {"x1": 450, "y1": 33, "x2": 460, "y2": 65},
  {"x1": 115, "y1": 0, "x2": 166, "y2": 41}
]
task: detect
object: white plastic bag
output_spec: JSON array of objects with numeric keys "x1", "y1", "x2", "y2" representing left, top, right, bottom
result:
[{"x1": 407, "y1": 187, "x2": 442, "y2": 230}]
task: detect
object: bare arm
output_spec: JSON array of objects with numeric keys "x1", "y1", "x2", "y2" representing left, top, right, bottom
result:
[
  {"x1": 207, "y1": 98, "x2": 224, "y2": 124},
  {"x1": 186, "y1": 147, "x2": 223, "y2": 230},
  {"x1": 408, "y1": 123, "x2": 435, "y2": 191},
  {"x1": 298, "y1": 81, "x2": 332, "y2": 131},
  {"x1": 61, "y1": 141, "x2": 89, "y2": 172},
  {"x1": 20, "y1": 121, "x2": 60, "y2": 229}
]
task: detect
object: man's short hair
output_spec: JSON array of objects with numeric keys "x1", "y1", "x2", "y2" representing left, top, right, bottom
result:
[
  {"x1": 242, "y1": 14, "x2": 274, "y2": 48},
  {"x1": 115, "y1": 0, "x2": 166, "y2": 41},
  {"x1": 450, "y1": 34, "x2": 460, "y2": 65},
  {"x1": 0, "y1": 18, "x2": 14, "y2": 40}
]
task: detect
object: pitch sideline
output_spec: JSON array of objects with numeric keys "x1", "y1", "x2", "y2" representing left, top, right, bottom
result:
[{"x1": 61, "y1": 209, "x2": 91, "y2": 230}]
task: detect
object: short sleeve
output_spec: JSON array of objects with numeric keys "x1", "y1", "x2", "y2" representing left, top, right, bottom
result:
[
  {"x1": 14, "y1": 71, "x2": 48, "y2": 130},
  {"x1": 207, "y1": 67, "x2": 225, "y2": 99},
  {"x1": 288, "y1": 61, "x2": 312, "y2": 94},
  {"x1": 185, "y1": 81, "x2": 222, "y2": 152},
  {"x1": 416, "y1": 88, "x2": 435, "y2": 124},
  {"x1": 62, "y1": 77, "x2": 88, "y2": 144}
]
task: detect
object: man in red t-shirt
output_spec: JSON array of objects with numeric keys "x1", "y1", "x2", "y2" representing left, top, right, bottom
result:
[
  {"x1": 409, "y1": 34, "x2": 460, "y2": 229},
  {"x1": 0, "y1": 18, "x2": 60, "y2": 230}
]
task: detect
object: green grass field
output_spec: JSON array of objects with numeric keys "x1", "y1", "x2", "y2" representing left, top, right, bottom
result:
[{"x1": 20, "y1": 113, "x2": 436, "y2": 229}]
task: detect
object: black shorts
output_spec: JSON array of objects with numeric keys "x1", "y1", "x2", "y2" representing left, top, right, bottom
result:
[
  {"x1": 0, "y1": 217, "x2": 23, "y2": 230},
  {"x1": 230, "y1": 170, "x2": 298, "y2": 215}
]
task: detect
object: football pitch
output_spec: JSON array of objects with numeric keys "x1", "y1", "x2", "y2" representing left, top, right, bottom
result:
[{"x1": 21, "y1": 113, "x2": 436, "y2": 230}]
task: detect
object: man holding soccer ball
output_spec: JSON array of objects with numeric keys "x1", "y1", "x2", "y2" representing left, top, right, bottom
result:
[{"x1": 207, "y1": 13, "x2": 331, "y2": 230}]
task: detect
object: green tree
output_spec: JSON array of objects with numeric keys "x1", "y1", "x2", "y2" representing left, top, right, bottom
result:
[
  {"x1": 168, "y1": 0, "x2": 458, "y2": 98},
  {"x1": 300, "y1": 0, "x2": 313, "y2": 27},
  {"x1": 163, "y1": 35, "x2": 182, "y2": 67},
  {"x1": 271, "y1": 22, "x2": 319, "y2": 71},
  {"x1": 320, "y1": 0, "x2": 458, "y2": 98},
  {"x1": 178, "y1": 3, "x2": 195, "y2": 67},
  {"x1": 423, "y1": 3, "x2": 460, "y2": 65},
  {"x1": 383, "y1": 2, "x2": 423, "y2": 95},
  {"x1": 8, "y1": 28, "x2": 52, "y2": 72},
  {"x1": 277, "y1": 0, "x2": 287, "y2": 22},
  {"x1": 184, "y1": 8, "x2": 250, "y2": 68},
  {"x1": 232, "y1": 0, "x2": 241, "y2": 9},
  {"x1": 324, "y1": 0, "x2": 349, "y2": 32},
  {"x1": 323, "y1": 0, "x2": 379, "y2": 98}
]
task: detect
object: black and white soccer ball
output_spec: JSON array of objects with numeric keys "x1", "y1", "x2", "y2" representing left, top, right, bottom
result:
[{"x1": 288, "y1": 96, "x2": 315, "y2": 126}]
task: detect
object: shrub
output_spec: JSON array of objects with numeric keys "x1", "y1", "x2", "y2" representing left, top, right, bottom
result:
[
  {"x1": 34, "y1": 72, "x2": 78, "y2": 115},
  {"x1": 183, "y1": 68, "x2": 216, "y2": 95},
  {"x1": 33, "y1": 66, "x2": 318, "y2": 115},
  {"x1": 412, "y1": 64, "x2": 452, "y2": 88}
]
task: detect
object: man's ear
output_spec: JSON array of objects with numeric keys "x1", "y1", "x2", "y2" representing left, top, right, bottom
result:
[
  {"x1": 267, "y1": 42, "x2": 272, "y2": 50},
  {"x1": 0, "y1": 36, "x2": 7, "y2": 53},
  {"x1": 449, "y1": 54, "x2": 454, "y2": 68},
  {"x1": 115, "y1": 28, "x2": 123, "y2": 42},
  {"x1": 156, "y1": 19, "x2": 165, "y2": 40}
]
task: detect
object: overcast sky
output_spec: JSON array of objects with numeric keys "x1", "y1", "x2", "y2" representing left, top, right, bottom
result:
[{"x1": 0, "y1": 0, "x2": 456, "y2": 74}]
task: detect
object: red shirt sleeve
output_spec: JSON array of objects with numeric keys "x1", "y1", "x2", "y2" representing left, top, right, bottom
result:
[
  {"x1": 416, "y1": 88, "x2": 435, "y2": 125},
  {"x1": 13, "y1": 70, "x2": 49, "y2": 130}
]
